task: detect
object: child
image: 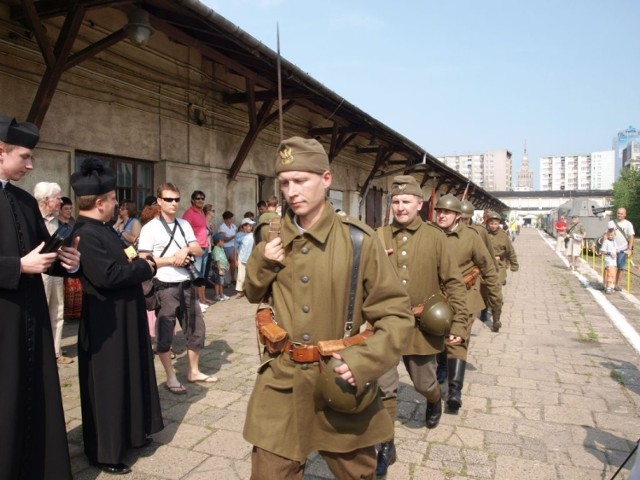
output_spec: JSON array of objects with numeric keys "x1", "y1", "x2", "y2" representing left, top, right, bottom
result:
[
  {"x1": 211, "y1": 233, "x2": 230, "y2": 301},
  {"x1": 601, "y1": 228, "x2": 617, "y2": 294}
]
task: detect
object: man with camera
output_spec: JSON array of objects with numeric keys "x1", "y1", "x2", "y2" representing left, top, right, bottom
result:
[{"x1": 138, "y1": 183, "x2": 217, "y2": 395}]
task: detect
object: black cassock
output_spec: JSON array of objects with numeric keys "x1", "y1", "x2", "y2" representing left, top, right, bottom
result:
[
  {"x1": 73, "y1": 216, "x2": 163, "y2": 465},
  {"x1": 0, "y1": 183, "x2": 72, "y2": 480}
]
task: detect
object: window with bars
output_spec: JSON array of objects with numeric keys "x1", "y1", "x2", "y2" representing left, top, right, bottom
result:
[{"x1": 75, "y1": 152, "x2": 154, "y2": 211}]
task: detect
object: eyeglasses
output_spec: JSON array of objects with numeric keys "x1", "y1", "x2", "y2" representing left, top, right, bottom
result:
[
  {"x1": 162, "y1": 197, "x2": 181, "y2": 203},
  {"x1": 194, "y1": 196, "x2": 205, "y2": 201}
]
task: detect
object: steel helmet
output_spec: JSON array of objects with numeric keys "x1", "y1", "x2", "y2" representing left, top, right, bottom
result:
[
  {"x1": 460, "y1": 200, "x2": 475, "y2": 219},
  {"x1": 316, "y1": 358, "x2": 378, "y2": 414},
  {"x1": 418, "y1": 292, "x2": 453, "y2": 336},
  {"x1": 434, "y1": 194, "x2": 463, "y2": 214},
  {"x1": 487, "y1": 211, "x2": 502, "y2": 221}
]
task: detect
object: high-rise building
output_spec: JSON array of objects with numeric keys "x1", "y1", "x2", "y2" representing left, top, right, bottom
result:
[
  {"x1": 516, "y1": 142, "x2": 534, "y2": 191},
  {"x1": 540, "y1": 150, "x2": 615, "y2": 191},
  {"x1": 613, "y1": 126, "x2": 640, "y2": 178},
  {"x1": 622, "y1": 141, "x2": 640, "y2": 170},
  {"x1": 437, "y1": 149, "x2": 512, "y2": 191}
]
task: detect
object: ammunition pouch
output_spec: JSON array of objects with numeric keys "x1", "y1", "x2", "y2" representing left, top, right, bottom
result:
[
  {"x1": 255, "y1": 306, "x2": 288, "y2": 354},
  {"x1": 462, "y1": 266, "x2": 481, "y2": 289}
]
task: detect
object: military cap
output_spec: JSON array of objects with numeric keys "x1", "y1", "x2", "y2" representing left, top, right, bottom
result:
[
  {"x1": 460, "y1": 200, "x2": 475, "y2": 219},
  {"x1": 486, "y1": 211, "x2": 502, "y2": 221},
  {"x1": 0, "y1": 116, "x2": 40, "y2": 149},
  {"x1": 390, "y1": 175, "x2": 423, "y2": 198},
  {"x1": 71, "y1": 157, "x2": 116, "y2": 196},
  {"x1": 434, "y1": 194, "x2": 462, "y2": 214},
  {"x1": 275, "y1": 136, "x2": 330, "y2": 175}
]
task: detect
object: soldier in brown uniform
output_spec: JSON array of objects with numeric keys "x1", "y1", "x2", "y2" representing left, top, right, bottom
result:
[
  {"x1": 460, "y1": 200, "x2": 498, "y2": 325},
  {"x1": 485, "y1": 211, "x2": 519, "y2": 323},
  {"x1": 244, "y1": 137, "x2": 414, "y2": 480},
  {"x1": 374, "y1": 176, "x2": 469, "y2": 477},
  {"x1": 434, "y1": 195, "x2": 503, "y2": 412}
]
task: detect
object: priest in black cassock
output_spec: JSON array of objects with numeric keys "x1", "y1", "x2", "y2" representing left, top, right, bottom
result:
[
  {"x1": 0, "y1": 116, "x2": 81, "y2": 480},
  {"x1": 71, "y1": 158, "x2": 164, "y2": 475}
]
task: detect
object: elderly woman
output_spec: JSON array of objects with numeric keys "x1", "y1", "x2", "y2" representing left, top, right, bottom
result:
[
  {"x1": 33, "y1": 182, "x2": 74, "y2": 365},
  {"x1": 113, "y1": 199, "x2": 141, "y2": 247}
]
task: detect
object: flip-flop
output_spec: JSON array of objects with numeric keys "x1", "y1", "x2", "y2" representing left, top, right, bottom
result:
[
  {"x1": 165, "y1": 383, "x2": 187, "y2": 395},
  {"x1": 188, "y1": 375, "x2": 219, "y2": 384}
]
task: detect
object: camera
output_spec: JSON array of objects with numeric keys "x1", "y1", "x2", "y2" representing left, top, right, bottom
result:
[{"x1": 184, "y1": 255, "x2": 205, "y2": 286}]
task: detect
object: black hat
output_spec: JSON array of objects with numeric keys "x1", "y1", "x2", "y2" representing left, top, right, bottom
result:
[
  {"x1": 71, "y1": 158, "x2": 116, "y2": 196},
  {"x1": 143, "y1": 195, "x2": 157, "y2": 206},
  {"x1": 0, "y1": 116, "x2": 40, "y2": 149}
]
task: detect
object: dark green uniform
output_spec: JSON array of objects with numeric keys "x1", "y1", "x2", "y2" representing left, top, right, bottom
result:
[{"x1": 244, "y1": 201, "x2": 414, "y2": 462}]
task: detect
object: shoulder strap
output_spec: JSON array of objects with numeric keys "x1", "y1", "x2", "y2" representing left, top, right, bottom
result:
[
  {"x1": 344, "y1": 225, "x2": 365, "y2": 338},
  {"x1": 157, "y1": 216, "x2": 180, "y2": 257},
  {"x1": 612, "y1": 219, "x2": 629, "y2": 242}
]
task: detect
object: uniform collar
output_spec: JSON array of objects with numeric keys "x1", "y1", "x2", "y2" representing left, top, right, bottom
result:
[
  {"x1": 390, "y1": 215, "x2": 422, "y2": 235},
  {"x1": 281, "y1": 200, "x2": 334, "y2": 246}
]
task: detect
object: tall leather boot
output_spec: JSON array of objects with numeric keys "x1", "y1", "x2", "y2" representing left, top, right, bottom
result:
[
  {"x1": 436, "y1": 351, "x2": 447, "y2": 384},
  {"x1": 479, "y1": 308, "x2": 489, "y2": 322},
  {"x1": 446, "y1": 358, "x2": 466, "y2": 412},
  {"x1": 425, "y1": 396, "x2": 442, "y2": 429},
  {"x1": 375, "y1": 440, "x2": 396, "y2": 477}
]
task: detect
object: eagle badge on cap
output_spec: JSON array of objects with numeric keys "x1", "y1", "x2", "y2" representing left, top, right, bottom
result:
[
  {"x1": 398, "y1": 184, "x2": 407, "y2": 192},
  {"x1": 279, "y1": 146, "x2": 294, "y2": 165}
]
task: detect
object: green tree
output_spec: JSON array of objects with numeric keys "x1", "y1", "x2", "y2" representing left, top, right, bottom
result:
[{"x1": 612, "y1": 168, "x2": 640, "y2": 230}]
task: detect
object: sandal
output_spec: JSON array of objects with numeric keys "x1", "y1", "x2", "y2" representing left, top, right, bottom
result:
[{"x1": 165, "y1": 383, "x2": 187, "y2": 395}]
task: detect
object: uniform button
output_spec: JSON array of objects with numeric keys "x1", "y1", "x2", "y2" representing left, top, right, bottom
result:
[
  {"x1": 401, "y1": 264, "x2": 407, "y2": 269},
  {"x1": 301, "y1": 275, "x2": 309, "y2": 283},
  {"x1": 301, "y1": 364, "x2": 309, "y2": 370},
  {"x1": 301, "y1": 247, "x2": 309, "y2": 254},
  {"x1": 402, "y1": 279, "x2": 407, "y2": 285},
  {"x1": 402, "y1": 236, "x2": 408, "y2": 242},
  {"x1": 302, "y1": 305, "x2": 310, "y2": 313},
  {"x1": 274, "y1": 266, "x2": 281, "y2": 273},
  {"x1": 401, "y1": 251, "x2": 407, "y2": 256},
  {"x1": 302, "y1": 333, "x2": 310, "y2": 342}
]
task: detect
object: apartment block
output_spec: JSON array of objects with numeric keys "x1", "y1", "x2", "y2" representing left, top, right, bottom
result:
[{"x1": 437, "y1": 149, "x2": 512, "y2": 191}]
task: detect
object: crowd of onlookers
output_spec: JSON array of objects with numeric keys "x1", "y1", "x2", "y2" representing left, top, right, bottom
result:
[{"x1": 554, "y1": 208, "x2": 635, "y2": 291}]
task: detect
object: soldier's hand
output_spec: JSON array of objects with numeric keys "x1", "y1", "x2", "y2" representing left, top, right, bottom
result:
[
  {"x1": 385, "y1": 248, "x2": 394, "y2": 256},
  {"x1": 264, "y1": 237, "x2": 285, "y2": 263},
  {"x1": 21, "y1": 242, "x2": 58, "y2": 274},
  {"x1": 447, "y1": 335, "x2": 463, "y2": 345},
  {"x1": 331, "y1": 353, "x2": 356, "y2": 387}
]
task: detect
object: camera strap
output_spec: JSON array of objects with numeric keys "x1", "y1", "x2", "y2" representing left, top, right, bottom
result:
[{"x1": 158, "y1": 216, "x2": 190, "y2": 252}]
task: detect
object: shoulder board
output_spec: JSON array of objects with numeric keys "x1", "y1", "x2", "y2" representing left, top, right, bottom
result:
[
  {"x1": 338, "y1": 214, "x2": 373, "y2": 237},
  {"x1": 424, "y1": 221, "x2": 445, "y2": 233}
]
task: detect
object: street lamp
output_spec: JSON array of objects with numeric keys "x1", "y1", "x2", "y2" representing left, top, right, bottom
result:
[{"x1": 125, "y1": 8, "x2": 153, "y2": 46}]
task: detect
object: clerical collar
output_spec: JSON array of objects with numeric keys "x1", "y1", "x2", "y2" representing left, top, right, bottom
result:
[{"x1": 0, "y1": 179, "x2": 8, "y2": 189}]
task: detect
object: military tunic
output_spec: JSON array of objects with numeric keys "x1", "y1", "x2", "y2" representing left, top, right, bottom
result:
[
  {"x1": 244, "y1": 201, "x2": 414, "y2": 462},
  {"x1": 378, "y1": 217, "x2": 468, "y2": 354},
  {"x1": 487, "y1": 227, "x2": 520, "y2": 283},
  {"x1": 443, "y1": 224, "x2": 502, "y2": 316}
]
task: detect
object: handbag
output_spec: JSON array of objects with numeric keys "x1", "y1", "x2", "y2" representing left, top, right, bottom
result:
[{"x1": 572, "y1": 233, "x2": 583, "y2": 242}]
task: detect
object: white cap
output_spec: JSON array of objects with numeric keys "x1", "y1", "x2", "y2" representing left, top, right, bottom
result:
[{"x1": 240, "y1": 218, "x2": 255, "y2": 226}]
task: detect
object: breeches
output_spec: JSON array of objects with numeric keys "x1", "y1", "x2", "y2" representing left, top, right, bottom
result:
[
  {"x1": 378, "y1": 354, "x2": 439, "y2": 403},
  {"x1": 250, "y1": 446, "x2": 377, "y2": 480}
]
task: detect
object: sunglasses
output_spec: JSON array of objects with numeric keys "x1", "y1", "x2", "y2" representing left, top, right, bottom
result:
[{"x1": 162, "y1": 197, "x2": 181, "y2": 203}]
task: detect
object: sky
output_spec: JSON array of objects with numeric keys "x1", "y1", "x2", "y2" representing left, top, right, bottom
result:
[{"x1": 205, "y1": 0, "x2": 640, "y2": 189}]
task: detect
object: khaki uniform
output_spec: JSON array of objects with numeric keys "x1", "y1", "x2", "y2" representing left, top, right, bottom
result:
[
  {"x1": 378, "y1": 217, "x2": 469, "y2": 352},
  {"x1": 487, "y1": 227, "x2": 519, "y2": 284},
  {"x1": 470, "y1": 223, "x2": 498, "y2": 268},
  {"x1": 443, "y1": 224, "x2": 503, "y2": 359},
  {"x1": 244, "y1": 201, "x2": 414, "y2": 462}
]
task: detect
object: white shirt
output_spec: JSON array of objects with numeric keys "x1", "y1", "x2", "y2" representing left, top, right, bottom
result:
[
  {"x1": 608, "y1": 219, "x2": 635, "y2": 251},
  {"x1": 218, "y1": 222, "x2": 237, "y2": 249},
  {"x1": 138, "y1": 217, "x2": 197, "y2": 283}
]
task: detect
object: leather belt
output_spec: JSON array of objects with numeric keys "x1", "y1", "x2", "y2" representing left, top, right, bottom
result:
[{"x1": 283, "y1": 340, "x2": 320, "y2": 363}]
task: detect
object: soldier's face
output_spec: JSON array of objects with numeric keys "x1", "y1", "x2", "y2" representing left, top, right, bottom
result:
[
  {"x1": 487, "y1": 219, "x2": 500, "y2": 232},
  {"x1": 278, "y1": 170, "x2": 331, "y2": 227},
  {"x1": 435, "y1": 208, "x2": 460, "y2": 231},
  {"x1": 391, "y1": 194, "x2": 422, "y2": 225}
]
